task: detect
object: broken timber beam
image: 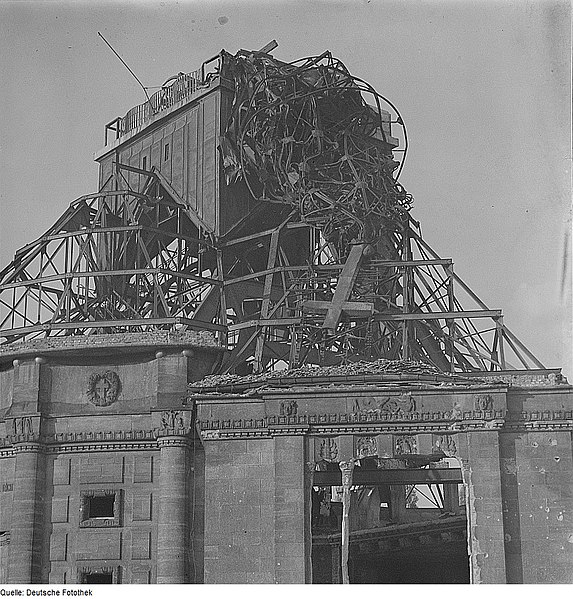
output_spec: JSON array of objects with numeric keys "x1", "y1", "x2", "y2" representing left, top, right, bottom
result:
[{"x1": 314, "y1": 468, "x2": 462, "y2": 487}]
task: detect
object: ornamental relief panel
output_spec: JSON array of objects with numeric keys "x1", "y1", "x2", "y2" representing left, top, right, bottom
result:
[
  {"x1": 355, "y1": 436, "x2": 377, "y2": 458},
  {"x1": 394, "y1": 434, "x2": 417, "y2": 455},
  {"x1": 160, "y1": 410, "x2": 185, "y2": 430},
  {"x1": 279, "y1": 400, "x2": 298, "y2": 416},
  {"x1": 315, "y1": 438, "x2": 339, "y2": 462},
  {"x1": 11, "y1": 417, "x2": 33, "y2": 437},
  {"x1": 434, "y1": 434, "x2": 457, "y2": 457},
  {"x1": 86, "y1": 371, "x2": 121, "y2": 406},
  {"x1": 352, "y1": 392, "x2": 417, "y2": 415},
  {"x1": 474, "y1": 394, "x2": 493, "y2": 411}
]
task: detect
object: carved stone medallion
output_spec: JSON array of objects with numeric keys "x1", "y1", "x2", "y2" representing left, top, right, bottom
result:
[{"x1": 87, "y1": 371, "x2": 121, "y2": 406}]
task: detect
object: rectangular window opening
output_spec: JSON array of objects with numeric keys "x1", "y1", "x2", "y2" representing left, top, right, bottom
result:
[
  {"x1": 88, "y1": 494, "x2": 115, "y2": 519},
  {"x1": 83, "y1": 572, "x2": 113, "y2": 584},
  {"x1": 142, "y1": 156, "x2": 147, "y2": 170},
  {"x1": 80, "y1": 489, "x2": 122, "y2": 527},
  {"x1": 164, "y1": 143, "x2": 170, "y2": 161}
]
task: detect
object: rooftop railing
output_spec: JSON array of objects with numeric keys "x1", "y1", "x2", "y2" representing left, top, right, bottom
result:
[{"x1": 105, "y1": 53, "x2": 223, "y2": 145}]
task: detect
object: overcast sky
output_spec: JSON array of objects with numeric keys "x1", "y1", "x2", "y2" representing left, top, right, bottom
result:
[{"x1": 0, "y1": 0, "x2": 570, "y2": 376}]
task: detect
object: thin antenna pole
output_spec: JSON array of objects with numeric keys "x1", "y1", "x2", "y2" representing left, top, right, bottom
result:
[{"x1": 97, "y1": 32, "x2": 153, "y2": 106}]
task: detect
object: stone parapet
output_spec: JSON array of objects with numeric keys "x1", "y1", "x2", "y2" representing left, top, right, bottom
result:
[{"x1": 0, "y1": 331, "x2": 222, "y2": 364}]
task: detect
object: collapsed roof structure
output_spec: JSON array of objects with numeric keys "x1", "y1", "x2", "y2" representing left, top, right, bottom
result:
[
  {"x1": 0, "y1": 47, "x2": 545, "y2": 375},
  {"x1": 0, "y1": 42, "x2": 571, "y2": 587}
]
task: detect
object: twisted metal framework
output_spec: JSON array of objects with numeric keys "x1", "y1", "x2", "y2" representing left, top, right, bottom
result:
[
  {"x1": 219, "y1": 213, "x2": 544, "y2": 373},
  {"x1": 0, "y1": 49, "x2": 545, "y2": 374},
  {"x1": 220, "y1": 50, "x2": 411, "y2": 251},
  {"x1": 0, "y1": 165, "x2": 220, "y2": 342}
]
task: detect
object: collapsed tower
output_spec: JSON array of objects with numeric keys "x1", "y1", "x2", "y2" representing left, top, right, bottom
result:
[
  {"x1": 0, "y1": 47, "x2": 544, "y2": 373},
  {"x1": 0, "y1": 45, "x2": 570, "y2": 585}
]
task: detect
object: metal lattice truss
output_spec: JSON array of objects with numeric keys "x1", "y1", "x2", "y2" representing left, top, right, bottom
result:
[
  {"x1": 0, "y1": 48, "x2": 546, "y2": 373},
  {"x1": 0, "y1": 164, "x2": 221, "y2": 341},
  {"x1": 0, "y1": 162, "x2": 544, "y2": 372},
  {"x1": 217, "y1": 212, "x2": 544, "y2": 373}
]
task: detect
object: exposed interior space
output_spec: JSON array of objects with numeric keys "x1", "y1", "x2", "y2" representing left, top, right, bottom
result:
[{"x1": 311, "y1": 454, "x2": 470, "y2": 584}]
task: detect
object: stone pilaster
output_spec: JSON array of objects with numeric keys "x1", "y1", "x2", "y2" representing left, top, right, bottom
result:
[
  {"x1": 7, "y1": 441, "x2": 46, "y2": 583},
  {"x1": 459, "y1": 431, "x2": 507, "y2": 584},
  {"x1": 339, "y1": 459, "x2": 355, "y2": 585},
  {"x1": 156, "y1": 435, "x2": 190, "y2": 583},
  {"x1": 274, "y1": 435, "x2": 307, "y2": 583},
  {"x1": 305, "y1": 461, "x2": 315, "y2": 583}
]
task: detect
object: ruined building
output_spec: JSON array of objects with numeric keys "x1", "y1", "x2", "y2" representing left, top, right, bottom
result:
[{"x1": 0, "y1": 45, "x2": 572, "y2": 584}]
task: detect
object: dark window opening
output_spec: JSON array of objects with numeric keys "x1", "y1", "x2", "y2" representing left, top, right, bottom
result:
[
  {"x1": 83, "y1": 572, "x2": 113, "y2": 584},
  {"x1": 80, "y1": 490, "x2": 122, "y2": 527},
  {"x1": 164, "y1": 143, "x2": 170, "y2": 161},
  {"x1": 142, "y1": 156, "x2": 147, "y2": 170},
  {"x1": 88, "y1": 494, "x2": 115, "y2": 519}
]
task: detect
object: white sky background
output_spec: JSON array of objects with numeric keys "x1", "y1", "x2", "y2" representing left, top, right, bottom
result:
[{"x1": 0, "y1": 0, "x2": 570, "y2": 376}]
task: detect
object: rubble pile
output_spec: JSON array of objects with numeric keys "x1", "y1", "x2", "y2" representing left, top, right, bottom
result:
[{"x1": 190, "y1": 358, "x2": 472, "y2": 390}]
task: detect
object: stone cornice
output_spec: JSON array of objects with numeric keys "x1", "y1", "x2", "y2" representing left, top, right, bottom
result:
[
  {"x1": 196, "y1": 407, "x2": 573, "y2": 439},
  {"x1": 157, "y1": 435, "x2": 194, "y2": 448},
  {"x1": 199, "y1": 409, "x2": 504, "y2": 429},
  {"x1": 0, "y1": 428, "x2": 199, "y2": 452}
]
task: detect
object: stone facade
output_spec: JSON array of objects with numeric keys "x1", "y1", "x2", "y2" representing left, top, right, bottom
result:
[
  {"x1": 0, "y1": 333, "x2": 221, "y2": 584},
  {"x1": 0, "y1": 338, "x2": 572, "y2": 583},
  {"x1": 194, "y1": 372, "x2": 573, "y2": 584}
]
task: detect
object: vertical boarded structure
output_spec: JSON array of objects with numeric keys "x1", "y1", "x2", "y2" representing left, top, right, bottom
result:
[{"x1": 95, "y1": 72, "x2": 258, "y2": 239}]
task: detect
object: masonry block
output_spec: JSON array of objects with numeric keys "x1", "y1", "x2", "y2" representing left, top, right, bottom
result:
[
  {"x1": 131, "y1": 530, "x2": 152, "y2": 559},
  {"x1": 79, "y1": 456, "x2": 124, "y2": 484},
  {"x1": 49, "y1": 534, "x2": 67, "y2": 561},
  {"x1": 76, "y1": 530, "x2": 122, "y2": 560},
  {"x1": 53, "y1": 458, "x2": 71, "y2": 486},
  {"x1": 130, "y1": 568, "x2": 151, "y2": 584},
  {"x1": 132, "y1": 493, "x2": 152, "y2": 521},
  {"x1": 51, "y1": 497, "x2": 69, "y2": 523},
  {"x1": 133, "y1": 456, "x2": 153, "y2": 483}
]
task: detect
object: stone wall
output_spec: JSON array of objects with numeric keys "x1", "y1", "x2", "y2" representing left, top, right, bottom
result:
[
  {"x1": 0, "y1": 345, "x2": 221, "y2": 584},
  {"x1": 196, "y1": 380, "x2": 573, "y2": 584}
]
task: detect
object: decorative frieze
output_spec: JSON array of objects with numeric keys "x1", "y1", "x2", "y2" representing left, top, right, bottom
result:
[{"x1": 199, "y1": 408, "x2": 505, "y2": 431}]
